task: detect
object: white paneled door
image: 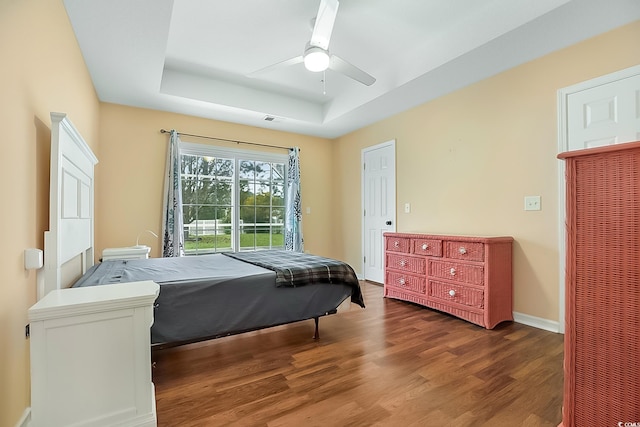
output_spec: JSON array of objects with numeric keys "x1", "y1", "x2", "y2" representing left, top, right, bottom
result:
[
  {"x1": 362, "y1": 141, "x2": 396, "y2": 283},
  {"x1": 558, "y1": 65, "x2": 640, "y2": 333},
  {"x1": 566, "y1": 72, "x2": 640, "y2": 150}
]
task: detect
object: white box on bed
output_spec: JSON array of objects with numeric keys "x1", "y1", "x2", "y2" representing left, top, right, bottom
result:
[{"x1": 102, "y1": 246, "x2": 151, "y2": 261}]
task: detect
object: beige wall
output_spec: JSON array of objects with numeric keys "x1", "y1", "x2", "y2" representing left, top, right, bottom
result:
[
  {"x1": 97, "y1": 104, "x2": 334, "y2": 259},
  {"x1": 0, "y1": 0, "x2": 101, "y2": 425},
  {"x1": 334, "y1": 21, "x2": 640, "y2": 322}
]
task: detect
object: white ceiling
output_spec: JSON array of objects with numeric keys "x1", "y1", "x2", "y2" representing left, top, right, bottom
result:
[{"x1": 64, "y1": 0, "x2": 640, "y2": 138}]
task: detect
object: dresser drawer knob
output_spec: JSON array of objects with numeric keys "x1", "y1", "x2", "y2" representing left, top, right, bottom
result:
[
  {"x1": 399, "y1": 260, "x2": 407, "y2": 267},
  {"x1": 449, "y1": 289, "x2": 456, "y2": 297},
  {"x1": 399, "y1": 278, "x2": 406, "y2": 286},
  {"x1": 394, "y1": 241, "x2": 400, "y2": 248},
  {"x1": 422, "y1": 243, "x2": 429, "y2": 250},
  {"x1": 450, "y1": 267, "x2": 456, "y2": 276},
  {"x1": 458, "y1": 247, "x2": 467, "y2": 255}
]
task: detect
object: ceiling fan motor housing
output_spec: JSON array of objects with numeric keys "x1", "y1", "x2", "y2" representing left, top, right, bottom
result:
[{"x1": 303, "y1": 45, "x2": 330, "y2": 72}]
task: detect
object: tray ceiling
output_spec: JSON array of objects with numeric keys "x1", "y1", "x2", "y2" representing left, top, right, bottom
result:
[{"x1": 64, "y1": 0, "x2": 640, "y2": 138}]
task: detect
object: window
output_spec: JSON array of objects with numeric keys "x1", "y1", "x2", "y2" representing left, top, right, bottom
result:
[{"x1": 180, "y1": 142, "x2": 287, "y2": 255}]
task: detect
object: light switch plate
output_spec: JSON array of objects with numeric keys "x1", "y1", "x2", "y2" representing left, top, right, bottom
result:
[
  {"x1": 404, "y1": 203, "x2": 411, "y2": 213},
  {"x1": 524, "y1": 195, "x2": 541, "y2": 211}
]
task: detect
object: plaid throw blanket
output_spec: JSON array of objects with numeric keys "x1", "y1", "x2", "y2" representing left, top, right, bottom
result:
[{"x1": 223, "y1": 250, "x2": 365, "y2": 308}]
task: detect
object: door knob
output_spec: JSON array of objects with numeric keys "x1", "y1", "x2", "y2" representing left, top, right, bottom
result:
[{"x1": 385, "y1": 220, "x2": 392, "y2": 225}]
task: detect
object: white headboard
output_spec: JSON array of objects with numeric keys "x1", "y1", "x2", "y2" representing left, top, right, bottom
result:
[{"x1": 39, "y1": 112, "x2": 98, "y2": 300}]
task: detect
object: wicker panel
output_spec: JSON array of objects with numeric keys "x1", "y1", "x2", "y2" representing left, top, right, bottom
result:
[
  {"x1": 424, "y1": 300, "x2": 485, "y2": 327},
  {"x1": 385, "y1": 237, "x2": 410, "y2": 253},
  {"x1": 386, "y1": 271, "x2": 426, "y2": 295},
  {"x1": 386, "y1": 253, "x2": 425, "y2": 274},
  {"x1": 428, "y1": 259, "x2": 484, "y2": 286},
  {"x1": 428, "y1": 280, "x2": 484, "y2": 308},
  {"x1": 483, "y1": 241, "x2": 515, "y2": 329},
  {"x1": 445, "y1": 241, "x2": 484, "y2": 261},
  {"x1": 562, "y1": 144, "x2": 640, "y2": 427},
  {"x1": 411, "y1": 238, "x2": 443, "y2": 257},
  {"x1": 384, "y1": 287, "x2": 428, "y2": 306}
]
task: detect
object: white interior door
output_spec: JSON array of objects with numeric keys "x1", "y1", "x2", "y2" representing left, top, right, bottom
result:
[
  {"x1": 362, "y1": 140, "x2": 396, "y2": 283},
  {"x1": 558, "y1": 65, "x2": 640, "y2": 333},
  {"x1": 567, "y1": 74, "x2": 640, "y2": 149}
]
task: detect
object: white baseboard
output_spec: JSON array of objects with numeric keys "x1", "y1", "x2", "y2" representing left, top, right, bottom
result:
[
  {"x1": 513, "y1": 311, "x2": 561, "y2": 333},
  {"x1": 15, "y1": 408, "x2": 30, "y2": 427}
]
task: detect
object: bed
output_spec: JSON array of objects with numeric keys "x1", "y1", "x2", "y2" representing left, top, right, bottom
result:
[
  {"x1": 73, "y1": 251, "x2": 364, "y2": 346},
  {"x1": 42, "y1": 112, "x2": 364, "y2": 348}
]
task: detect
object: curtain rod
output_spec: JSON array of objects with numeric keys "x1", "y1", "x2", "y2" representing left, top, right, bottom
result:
[{"x1": 160, "y1": 129, "x2": 294, "y2": 151}]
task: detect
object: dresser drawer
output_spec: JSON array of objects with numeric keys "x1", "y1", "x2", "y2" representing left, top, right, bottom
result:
[
  {"x1": 386, "y1": 253, "x2": 426, "y2": 274},
  {"x1": 429, "y1": 280, "x2": 484, "y2": 308},
  {"x1": 386, "y1": 237, "x2": 410, "y2": 253},
  {"x1": 428, "y1": 259, "x2": 484, "y2": 286},
  {"x1": 411, "y1": 238, "x2": 442, "y2": 257},
  {"x1": 445, "y1": 241, "x2": 484, "y2": 262},
  {"x1": 386, "y1": 271, "x2": 426, "y2": 294}
]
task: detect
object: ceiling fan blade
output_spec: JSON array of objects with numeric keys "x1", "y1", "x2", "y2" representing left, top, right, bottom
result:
[
  {"x1": 329, "y1": 55, "x2": 376, "y2": 86},
  {"x1": 248, "y1": 56, "x2": 304, "y2": 77},
  {"x1": 310, "y1": 0, "x2": 339, "y2": 50}
]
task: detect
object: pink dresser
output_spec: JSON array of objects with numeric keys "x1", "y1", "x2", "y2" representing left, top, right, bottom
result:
[
  {"x1": 383, "y1": 232, "x2": 513, "y2": 329},
  {"x1": 558, "y1": 141, "x2": 640, "y2": 427}
]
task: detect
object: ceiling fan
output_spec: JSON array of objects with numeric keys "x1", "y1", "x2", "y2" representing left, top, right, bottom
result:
[{"x1": 250, "y1": 0, "x2": 376, "y2": 86}]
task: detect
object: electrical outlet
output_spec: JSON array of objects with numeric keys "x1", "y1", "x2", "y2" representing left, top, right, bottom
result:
[
  {"x1": 524, "y1": 195, "x2": 541, "y2": 211},
  {"x1": 404, "y1": 203, "x2": 411, "y2": 213}
]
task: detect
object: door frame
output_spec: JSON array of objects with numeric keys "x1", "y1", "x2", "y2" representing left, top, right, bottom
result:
[
  {"x1": 361, "y1": 139, "x2": 396, "y2": 282},
  {"x1": 556, "y1": 64, "x2": 640, "y2": 333}
]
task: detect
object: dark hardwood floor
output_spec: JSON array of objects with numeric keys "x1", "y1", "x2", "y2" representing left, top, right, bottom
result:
[{"x1": 152, "y1": 282, "x2": 564, "y2": 426}]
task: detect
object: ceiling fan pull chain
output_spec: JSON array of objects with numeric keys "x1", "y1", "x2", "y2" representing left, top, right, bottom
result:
[{"x1": 323, "y1": 70, "x2": 326, "y2": 95}]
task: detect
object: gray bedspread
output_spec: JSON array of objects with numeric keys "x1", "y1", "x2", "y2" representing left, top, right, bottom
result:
[
  {"x1": 73, "y1": 254, "x2": 362, "y2": 345},
  {"x1": 223, "y1": 250, "x2": 365, "y2": 307}
]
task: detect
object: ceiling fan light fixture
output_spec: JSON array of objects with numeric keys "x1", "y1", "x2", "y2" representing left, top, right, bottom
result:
[{"x1": 304, "y1": 46, "x2": 330, "y2": 72}]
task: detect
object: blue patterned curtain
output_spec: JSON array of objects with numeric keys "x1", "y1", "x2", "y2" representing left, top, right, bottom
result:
[
  {"x1": 285, "y1": 147, "x2": 303, "y2": 252},
  {"x1": 161, "y1": 130, "x2": 185, "y2": 257}
]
